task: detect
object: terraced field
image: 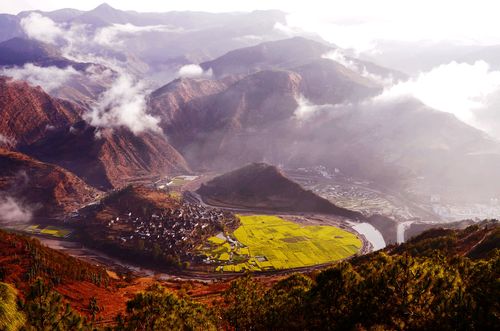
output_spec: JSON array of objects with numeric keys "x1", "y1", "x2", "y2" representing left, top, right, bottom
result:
[
  {"x1": 24, "y1": 224, "x2": 73, "y2": 238},
  {"x1": 202, "y1": 215, "x2": 362, "y2": 272},
  {"x1": 167, "y1": 175, "x2": 199, "y2": 187}
]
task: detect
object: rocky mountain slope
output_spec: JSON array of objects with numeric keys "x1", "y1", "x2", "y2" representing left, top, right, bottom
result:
[
  {"x1": 0, "y1": 76, "x2": 81, "y2": 148},
  {"x1": 0, "y1": 77, "x2": 190, "y2": 191},
  {"x1": 150, "y1": 38, "x2": 500, "y2": 200},
  {"x1": 22, "y1": 121, "x2": 190, "y2": 190},
  {"x1": 0, "y1": 148, "x2": 98, "y2": 218}
]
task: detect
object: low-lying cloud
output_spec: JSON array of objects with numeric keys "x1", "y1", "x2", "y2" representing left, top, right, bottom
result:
[
  {"x1": 322, "y1": 49, "x2": 358, "y2": 70},
  {"x1": 294, "y1": 95, "x2": 335, "y2": 120},
  {"x1": 376, "y1": 60, "x2": 500, "y2": 138},
  {"x1": 1, "y1": 64, "x2": 80, "y2": 93},
  {"x1": 322, "y1": 49, "x2": 394, "y2": 86},
  {"x1": 94, "y1": 23, "x2": 182, "y2": 47},
  {"x1": 86, "y1": 74, "x2": 160, "y2": 134},
  {"x1": 20, "y1": 12, "x2": 88, "y2": 50},
  {"x1": 20, "y1": 12, "x2": 65, "y2": 44},
  {"x1": 0, "y1": 196, "x2": 33, "y2": 224},
  {"x1": 178, "y1": 64, "x2": 213, "y2": 78},
  {"x1": 19, "y1": 13, "x2": 162, "y2": 135}
]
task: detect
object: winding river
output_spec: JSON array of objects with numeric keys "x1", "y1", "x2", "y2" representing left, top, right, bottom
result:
[{"x1": 349, "y1": 222, "x2": 386, "y2": 251}]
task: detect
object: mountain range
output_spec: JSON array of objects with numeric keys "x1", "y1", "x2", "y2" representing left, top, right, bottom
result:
[{"x1": 0, "y1": 2, "x2": 499, "y2": 217}]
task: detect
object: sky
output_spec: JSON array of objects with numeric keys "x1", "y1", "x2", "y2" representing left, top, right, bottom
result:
[{"x1": 2, "y1": 0, "x2": 500, "y2": 51}]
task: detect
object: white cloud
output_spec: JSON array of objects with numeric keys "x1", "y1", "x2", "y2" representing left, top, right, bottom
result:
[
  {"x1": 294, "y1": 95, "x2": 334, "y2": 120},
  {"x1": 20, "y1": 12, "x2": 65, "y2": 44},
  {"x1": 94, "y1": 23, "x2": 182, "y2": 47},
  {"x1": 20, "y1": 13, "x2": 91, "y2": 59},
  {"x1": 178, "y1": 64, "x2": 212, "y2": 78},
  {"x1": 322, "y1": 49, "x2": 357, "y2": 70},
  {"x1": 273, "y1": 22, "x2": 303, "y2": 37},
  {"x1": 0, "y1": 196, "x2": 32, "y2": 224},
  {"x1": 1, "y1": 64, "x2": 80, "y2": 92},
  {"x1": 283, "y1": 1, "x2": 500, "y2": 53},
  {"x1": 322, "y1": 50, "x2": 394, "y2": 86},
  {"x1": 85, "y1": 74, "x2": 160, "y2": 134},
  {"x1": 376, "y1": 60, "x2": 500, "y2": 137},
  {"x1": 19, "y1": 14, "x2": 162, "y2": 135}
]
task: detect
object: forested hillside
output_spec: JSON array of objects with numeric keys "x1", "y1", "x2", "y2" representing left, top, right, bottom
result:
[{"x1": 0, "y1": 221, "x2": 497, "y2": 330}]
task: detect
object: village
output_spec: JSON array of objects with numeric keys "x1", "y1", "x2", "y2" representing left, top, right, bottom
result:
[
  {"x1": 101, "y1": 201, "x2": 238, "y2": 262},
  {"x1": 286, "y1": 166, "x2": 417, "y2": 219}
]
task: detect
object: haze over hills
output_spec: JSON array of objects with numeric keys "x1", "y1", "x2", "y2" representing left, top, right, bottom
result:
[
  {"x1": 198, "y1": 162, "x2": 364, "y2": 219},
  {"x1": 1, "y1": 8, "x2": 499, "y2": 203},
  {"x1": 149, "y1": 37, "x2": 500, "y2": 200},
  {"x1": 0, "y1": 38, "x2": 114, "y2": 108},
  {"x1": 200, "y1": 37, "x2": 405, "y2": 81},
  {"x1": 149, "y1": 38, "x2": 390, "y2": 168},
  {"x1": 0, "y1": 3, "x2": 315, "y2": 82}
]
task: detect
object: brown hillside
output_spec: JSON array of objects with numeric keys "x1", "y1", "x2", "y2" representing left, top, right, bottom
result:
[
  {"x1": 0, "y1": 76, "x2": 81, "y2": 148},
  {"x1": 198, "y1": 163, "x2": 364, "y2": 219},
  {"x1": 0, "y1": 148, "x2": 98, "y2": 218},
  {"x1": 23, "y1": 121, "x2": 191, "y2": 190}
]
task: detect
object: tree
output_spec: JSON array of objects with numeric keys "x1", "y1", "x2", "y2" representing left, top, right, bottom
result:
[
  {"x1": 260, "y1": 273, "x2": 312, "y2": 330},
  {"x1": 88, "y1": 296, "x2": 100, "y2": 323},
  {"x1": 117, "y1": 284, "x2": 216, "y2": 331},
  {"x1": 220, "y1": 274, "x2": 264, "y2": 330},
  {"x1": 22, "y1": 279, "x2": 91, "y2": 331},
  {"x1": 0, "y1": 282, "x2": 26, "y2": 331},
  {"x1": 307, "y1": 261, "x2": 361, "y2": 330}
]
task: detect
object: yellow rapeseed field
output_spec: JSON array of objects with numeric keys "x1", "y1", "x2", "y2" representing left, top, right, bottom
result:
[{"x1": 205, "y1": 215, "x2": 362, "y2": 272}]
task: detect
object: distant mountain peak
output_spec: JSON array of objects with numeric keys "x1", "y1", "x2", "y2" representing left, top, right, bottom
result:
[{"x1": 93, "y1": 3, "x2": 117, "y2": 12}]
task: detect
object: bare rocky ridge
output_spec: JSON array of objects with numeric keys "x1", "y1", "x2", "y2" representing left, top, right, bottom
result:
[
  {"x1": 0, "y1": 37, "x2": 63, "y2": 66},
  {"x1": 200, "y1": 37, "x2": 334, "y2": 77},
  {"x1": 200, "y1": 37, "x2": 405, "y2": 81}
]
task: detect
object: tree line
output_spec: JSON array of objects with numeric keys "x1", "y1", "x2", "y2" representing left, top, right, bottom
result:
[{"x1": 0, "y1": 223, "x2": 498, "y2": 330}]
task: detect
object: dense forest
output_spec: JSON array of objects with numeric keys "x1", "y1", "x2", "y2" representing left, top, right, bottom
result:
[{"x1": 0, "y1": 221, "x2": 498, "y2": 330}]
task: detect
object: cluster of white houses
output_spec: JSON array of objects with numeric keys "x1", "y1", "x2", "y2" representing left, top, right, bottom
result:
[{"x1": 103, "y1": 202, "x2": 237, "y2": 259}]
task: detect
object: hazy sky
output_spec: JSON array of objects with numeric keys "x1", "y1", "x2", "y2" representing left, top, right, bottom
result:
[{"x1": 2, "y1": 0, "x2": 500, "y2": 51}]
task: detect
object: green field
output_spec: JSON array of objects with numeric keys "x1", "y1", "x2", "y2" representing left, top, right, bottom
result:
[
  {"x1": 202, "y1": 215, "x2": 362, "y2": 272},
  {"x1": 167, "y1": 175, "x2": 198, "y2": 187},
  {"x1": 24, "y1": 225, "x2": 72, "y2": 238}
]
